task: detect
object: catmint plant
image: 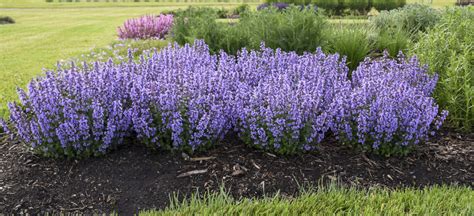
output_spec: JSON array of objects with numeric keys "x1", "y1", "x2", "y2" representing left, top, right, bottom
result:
[
  {"x1": 130, "y1": 41, "x2": 232, "y2": 151},
  {"x1": 232, "y1": 47, "x2": 351, "y2": 154},
  {"x1": 2, "y1": 41, "x2": 447, "y2": 158},
  {"x1": 6, "y1": 61, "x2": 134, "y2": 157},
  {"x1": 336, "y1": 53, "x2": 448, "y2": 156}
]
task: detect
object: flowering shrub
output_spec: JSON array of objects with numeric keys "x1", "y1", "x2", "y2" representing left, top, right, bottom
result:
[
  {"x1": 130, "y1": 42, "x2": 233, "y2": 151},
  {"x1": 7, "y1": 61, "x2": 134, "y2": 157},
  {"x1": 233, "y1": 47, "x2": 350, "y2": 154},
  {"x1": 118, "y1": 14, "x2": 173, "y2": 40},
  {"x1": 2, "y1": 41, "x2": 447, "y2": 157},
  {"x1": 335, "y1": 53, "x2": 448, "y2": 156}
]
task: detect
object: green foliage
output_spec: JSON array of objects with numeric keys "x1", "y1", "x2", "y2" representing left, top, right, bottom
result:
[
  {"x1": 143, "y1": 185, "x2": 474, "y2": 215},
  {"x1": 311, "y1": 0, "x2": 339, "y2": 11},
  {"x1": 233, "y1": 4, "x2": 250, "y2": 16},
  {"x1": 341, "y1": 0, "x2": 369, "y2": 12},
  {"x1": 411, "y1": 7, "x2": 474, "y2": 131},
  {"x1": 327, "y1": 25, "x2": 371, "y2": 71},
  {"x1": 172, "y1": 6, "x2": 328, "y2": 55},
  {"x1": 370, "y1": 4, "x2": 441, "y2": 39},
  {"x1": 171, "y1": 7, "x2": 220, "y2": 46},
  {"x1": 371, "y1": 0, "x2": 401, "y2": 11},
  {"x1": 170, "y1": 6, "x2": 230, "y2": 19},
  {"x1": 171, "y1": 7, "x2": 248, "y2": 54},
  {"x1": 241, "y1": 7, "x2": 327, "y2": 54},
  {"x1": 279, "y1": 0, "x2": 404, "y2": 14},
  {"x1": 374, "y1": 28, "x2": 410, "y2": 57}
]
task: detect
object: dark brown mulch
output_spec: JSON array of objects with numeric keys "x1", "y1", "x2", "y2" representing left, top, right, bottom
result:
[{"x1": 0, "y1": 131, "x2": 473, "y2": 215}]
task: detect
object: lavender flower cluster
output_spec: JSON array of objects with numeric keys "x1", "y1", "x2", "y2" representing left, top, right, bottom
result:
[
  {"x1": 335, "y1": 53, "x2": 448, "y2": 154},
  {"x1": 7, "y1": 61, "x2": 134, "y2": 157},
  {"x1": 232, "y1": 47, "x2": 351, "y2": 153},
  {"x1": 3, "y1": 41, "x2": 447, "y2": 157},
  {"x1": 117, "y1": 14, "x2": 173, "y2": 40}
]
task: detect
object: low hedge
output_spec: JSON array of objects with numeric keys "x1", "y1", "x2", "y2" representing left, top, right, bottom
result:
[{"x1": 268, "y1": 0, "x2": 406, "y2": 14}]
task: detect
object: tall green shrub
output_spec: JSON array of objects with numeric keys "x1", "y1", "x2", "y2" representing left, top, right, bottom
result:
[
  {"x1": 172, "y1": 7, "x2": 328, "y2": 55},
  {"x1": 241, "y1": 7, "x2": 328, "y2": 54},
  {"x1": 341, "y1": 0, "x2": 369, "y2": 12},
  {"x1": 370, "y1": 4, "x2": 441, "y2": 38},
  {"x1": 411, "y1": 7, "x2": 474, "y2": 131},
  {"x1": 312, "y1": 0, "x2": 340, "y2": 11},
  {"x1": 371, "y1": 0, "x2": 401, "y2": 11}
]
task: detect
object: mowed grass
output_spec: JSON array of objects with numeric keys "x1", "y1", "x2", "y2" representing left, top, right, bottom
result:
[
  {"x1": 143, "y1": 185, "x2": 473, "y2": 215},
  {"x1": 0, "y1": 0, "x2": 259, "y2": 8}
]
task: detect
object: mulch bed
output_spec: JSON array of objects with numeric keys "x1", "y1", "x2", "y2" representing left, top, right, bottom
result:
[{"x1": 0, "y1": 131, "x2": 473, "y2": 215}]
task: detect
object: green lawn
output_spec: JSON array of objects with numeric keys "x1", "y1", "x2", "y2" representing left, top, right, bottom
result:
[
  {"x1": 408, "y1": 0, "x2": 457, "y2": 8},
  {"x1": 143, "y1": 185, "x2": 473, "y2": 215}
]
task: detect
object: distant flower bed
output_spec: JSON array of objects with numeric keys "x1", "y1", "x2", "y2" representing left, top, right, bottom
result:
[
  {"x1": 117, "y1": 14, "x2": 173, "y2": 40},
  {"x1": 2, "y1": 41, "x2": 446, "y2": 158}
]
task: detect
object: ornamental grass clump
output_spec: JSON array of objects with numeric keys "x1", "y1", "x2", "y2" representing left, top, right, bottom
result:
[
  {"x1": 118, "y1": 14, "x2": 173, "y2": 40},
  {"x1": 336, "y1": 53, "x2": 448, "y2": 156},
  {"x1": 233, "y1": 47, "x2": 351, "y2": 154}
]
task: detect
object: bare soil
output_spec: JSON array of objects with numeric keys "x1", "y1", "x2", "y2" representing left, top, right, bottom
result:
[{"x1": 0, "y1": 131, "x2": 472, "y2": 215}]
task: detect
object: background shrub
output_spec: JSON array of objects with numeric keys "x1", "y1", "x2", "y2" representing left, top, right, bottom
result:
[
  {"x1": 233, "y1": 4, "x2": 250, "y2": 16},
  {"x1": 117, "y1": 14, "x2": 173, "y2": 40},
  {"x1": 370, "y1": 4, "x2": 441, "y2": 39},
  {"x1": 410, "y1": 7, "x2": 474, "y2": 131},
  {"x1": 171, "y1": 8, "x2": 247, "y2": 54},
  {"x1": 0, "y1": 16, "x2": 15, "y2": 25},
  {"x1": 341, "y1": 0, "x2": 369, "y2": 13},
  {"x1": 241, "y1": 7, "x2": 327, "y2": 54},
  {"x1": 172, "y1": 7, "x2": 328, "y2": 55},
  {"x1": 272, "y1": 0, "x2": 404, "y2": 15},
  {"x1": 371, "y1": 0, "x2": 400, "y2": 11},
  {"x1": 311, "y1": 0, "x2": 339, "y2": 13}
]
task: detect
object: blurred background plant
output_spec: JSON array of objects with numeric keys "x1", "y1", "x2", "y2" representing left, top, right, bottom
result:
[
  {"x1": 410, "y1": 7, "x2": 473, "y2": 131},
  {"x1": 0, "y1": 16, "x2": 15, "y2": 24}
]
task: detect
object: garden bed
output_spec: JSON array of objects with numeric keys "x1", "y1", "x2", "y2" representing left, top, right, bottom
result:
[{"x1": 0, "y1": 131, "x2": 472, "y2": 214}]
